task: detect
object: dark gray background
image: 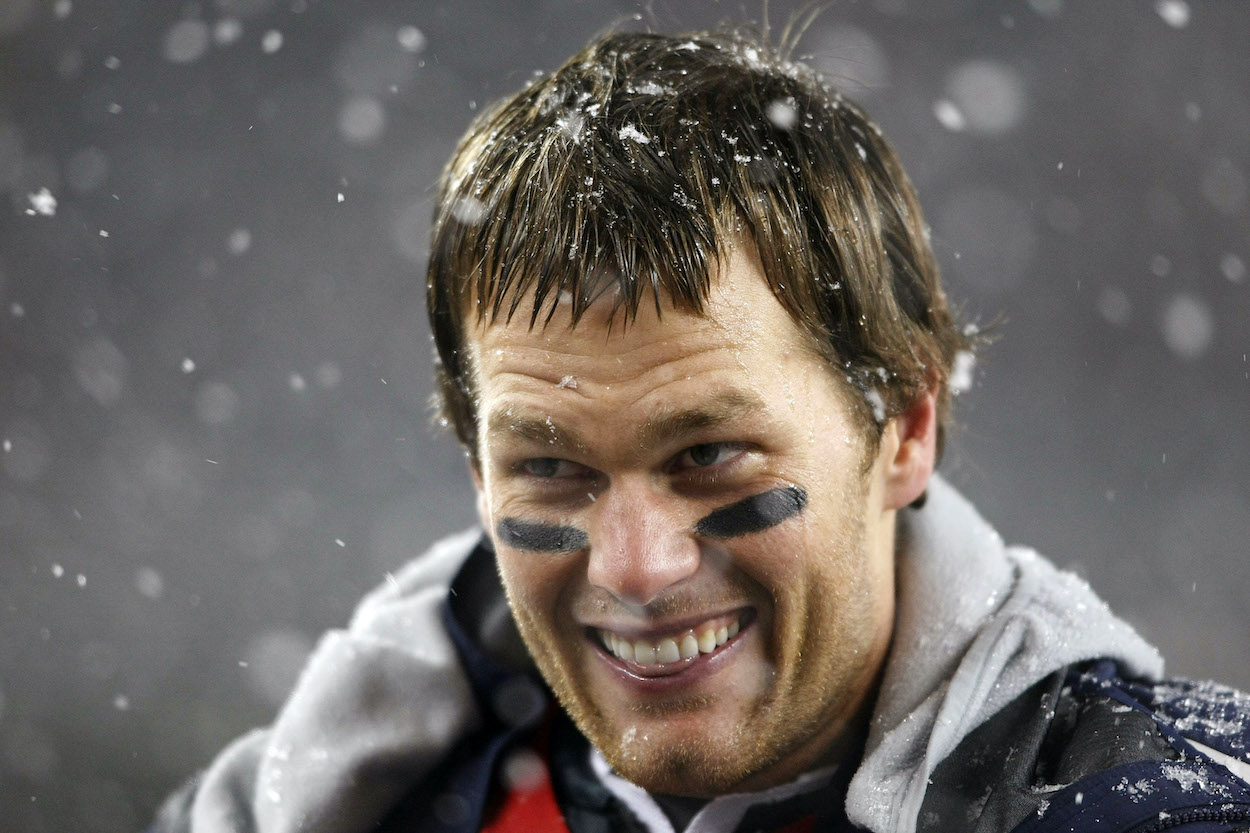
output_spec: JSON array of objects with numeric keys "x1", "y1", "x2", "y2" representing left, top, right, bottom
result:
[{"x1": 1, "y1": 1, "x2": 1247, "y2": 830}]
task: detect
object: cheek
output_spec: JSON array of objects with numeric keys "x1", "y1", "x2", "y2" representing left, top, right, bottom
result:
[
  {"x1": 495, "y1": 549, "x2": 572, "y2": 622},
  {"x1": 757, "y1": 507, "x2": 872, "y2": 627}
]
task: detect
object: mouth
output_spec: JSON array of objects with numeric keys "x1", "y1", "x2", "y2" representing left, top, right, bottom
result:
[{"x1": 588, "y1": 609, "x2": 753, "y2": 679}]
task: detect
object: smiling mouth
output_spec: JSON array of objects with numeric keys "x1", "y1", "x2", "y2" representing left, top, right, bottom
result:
[{"x1": 593, "y1": 611, "x2": 750, "y2": 668}]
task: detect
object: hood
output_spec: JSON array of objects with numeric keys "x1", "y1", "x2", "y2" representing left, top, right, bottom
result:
[
  {"x1": 187, "y1": 528, "x2": 487, "y2": 833},
  {"x1": 844, "y1": 476, "x2": 1163, "y2": 832},
  {"x1": 184, "y1": 476, "x2": 1162, "y2": 833}
]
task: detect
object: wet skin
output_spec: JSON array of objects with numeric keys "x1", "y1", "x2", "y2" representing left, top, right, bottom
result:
[{"x1": 469, "y1": 245, "x2": 931, "y2": 797}]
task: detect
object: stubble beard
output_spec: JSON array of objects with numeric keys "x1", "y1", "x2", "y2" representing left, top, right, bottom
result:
[
  {"x1": 522, "y1": 567, "x2": 876, "y2": 797},
  {"x1": 507, "y1": 471, "x2": 884, "y2": 798}
]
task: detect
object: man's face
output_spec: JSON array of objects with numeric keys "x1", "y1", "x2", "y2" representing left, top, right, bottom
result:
[{"x1": 469, "y1": 248, "x2": 913, "y2": 796}]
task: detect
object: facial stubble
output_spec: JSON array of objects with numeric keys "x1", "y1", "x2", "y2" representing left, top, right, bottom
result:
[{"x1": 504, "y1": 494, "x2": 881, "y2": 798}]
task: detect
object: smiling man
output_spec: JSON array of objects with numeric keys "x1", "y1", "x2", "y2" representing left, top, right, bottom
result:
[
  {"x1": 471, "y1": 248, "x2": 918, "y2": 801},
  {"x1": 151, "y1": 26, "x2": 1250, "y2": 833}
]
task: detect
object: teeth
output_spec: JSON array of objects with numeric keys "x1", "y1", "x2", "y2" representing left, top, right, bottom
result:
[
  {"x1": 679, "y1": 634, "x2": 699, "y2": 660},
  {"x1": 599, "y1": 614, "x2": 744, "y2": 666}
]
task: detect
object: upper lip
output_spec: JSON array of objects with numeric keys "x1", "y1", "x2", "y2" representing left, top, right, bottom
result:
[{"x1": 579, "y1": 607, "x2": 749, "y2": 640}]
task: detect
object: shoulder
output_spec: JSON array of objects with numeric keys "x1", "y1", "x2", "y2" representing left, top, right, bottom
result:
[
  {"x1": 1025, "y1": 661, "x2": 1250, "y2": 832},
  {"x1": 1117, "y1": 673, "x2": 1250, "y2": 780},
  {"x1": 145, "y1": 529, "x2": 491, "y2": 833},
  {"x1": 921, "y1": 661, "x2": 1250, "y2": 833}
]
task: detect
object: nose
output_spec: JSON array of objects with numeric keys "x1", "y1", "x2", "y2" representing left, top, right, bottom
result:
[{"x1": 586, "y1": 481, "x2": 699, "y2": 607}]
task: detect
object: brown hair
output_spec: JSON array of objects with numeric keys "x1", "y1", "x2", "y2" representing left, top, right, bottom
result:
[{"x1": 427, "y1": 27, "x2": 972, "y2": 464}]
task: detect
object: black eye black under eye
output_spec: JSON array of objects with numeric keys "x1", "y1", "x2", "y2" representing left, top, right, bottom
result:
[
  {"x1": 695, "y1": 486, "x2": 808, "y2": 539},
  {"x1": 497, "y1": 518, "x2": 588, "y2": 553}
]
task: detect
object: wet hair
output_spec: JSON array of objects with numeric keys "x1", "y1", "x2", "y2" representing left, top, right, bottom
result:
[{"x1": 427, "y1": 26, "x2": 973, "y2": 465}]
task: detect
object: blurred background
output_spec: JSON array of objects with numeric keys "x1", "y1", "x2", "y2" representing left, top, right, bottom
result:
[{"x1": 1, "y1": 0, "x2": 1247, "y2": 830}]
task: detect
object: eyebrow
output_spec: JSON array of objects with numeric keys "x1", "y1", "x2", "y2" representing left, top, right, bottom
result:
[
  {"x1": 486, "y1": 410, "x2": 588, "y2": 452},
  {"x1": 484, "y1": 388, "x2": 768, "y2": 454},
  {"x1": 637, "y1": 389, "x2": 768, "y2": 450}
]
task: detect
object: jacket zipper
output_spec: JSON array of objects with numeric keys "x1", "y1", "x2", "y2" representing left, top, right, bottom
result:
[{"x1": 1135, "y1": 803, "x2": 1250, "y2": 832}]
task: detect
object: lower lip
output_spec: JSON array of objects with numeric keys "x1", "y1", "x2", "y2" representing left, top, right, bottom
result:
[{"x1": 590, "y1": 617, "x2": 754, "y2": 694}]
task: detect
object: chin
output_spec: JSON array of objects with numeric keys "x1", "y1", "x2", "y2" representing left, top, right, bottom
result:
[
  {"x1": 601, "y1": 728, "x2": 761, "y2": 797},
  {"x1": 572, "y1": 696, "x2": 782, "y2": 797}
]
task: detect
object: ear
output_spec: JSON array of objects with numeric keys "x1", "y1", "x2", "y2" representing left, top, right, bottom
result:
[
  {"x1": 468, "y1": 459, "x2": 492, "y2": 533},
  {"x1": 881, "y1": 389, "x2": 938, "y2": 511}
]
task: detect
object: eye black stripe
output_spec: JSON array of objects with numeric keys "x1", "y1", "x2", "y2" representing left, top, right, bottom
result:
[
  {"x1": 694, "y1": 486, "x2": 808, "y2": 539},
  {"x1": 496, "y1": 518, "x2": 589, "y2": 553}
]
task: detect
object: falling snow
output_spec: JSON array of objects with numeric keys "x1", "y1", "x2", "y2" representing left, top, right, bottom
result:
[
  {"x1": 1221, "y1": 254, "x2": 1245, "y2": 283},
  {"x1": 162, "y1": 19, "x2": 210, "y2": 64},
  {"x1": 933, "y1": 99, "x2": 966, "y2": 132},
  {"x1": 396, "y1": 25, "x2": 425, "y2": 53},
  {"x1": 261, "y1": 30, "x2": 283, "y2": 54},
  {"x1": 227, "y1": 228, "x2": 252, "y2": 255},
  {"x1": 26, "y1": 187, "x2": 57, "y2": 216},
  {"x1": 339, "y1": 97, "x2": 386, "y2": 144},
  {"x1": 5, "y1": 12, "x2": 1250, "y2": 833},
  {"x1": 214, "y1": 18, "x2": 243, "y2": 46},
  {"x1": 1096, "y1": 287, "x2": 1132, "y2": 326},
  {"x1": 1156, "y1": 0, "x2": 1191, "y2": 28},
  {"x1": 134, "y1": 567, "x2": 165, "y2": 599},
  {"x1": 943, "y1": 60, "x2": 1026, "y2": 136},
  {"x1": 950, "y1": 350, "x2": 976, "y2": 394},
  {"x1": 1161, "y1": 294, "x2": 1214, "y2": 360},
  {"x1": 1027, "y1": 0, "x2": 1064, "y2": 18}
]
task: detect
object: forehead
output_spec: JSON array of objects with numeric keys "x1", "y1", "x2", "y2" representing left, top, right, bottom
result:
[
  {"x1": 465, "y1": 247, "x2": 815, "y2": 390},
  {"x1": 461, "y1": 247, "x2": 866, "y2": 467}
]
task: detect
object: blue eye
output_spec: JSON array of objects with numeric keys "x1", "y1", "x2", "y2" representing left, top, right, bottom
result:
[
  {"x1": 522, "y1": 458, "x2": 578, "y2": 478},
  {"x1": 679, "y1": 443, "x2": 742, "y2": 469},
  {"x1": 689, "y1": 444, "x2": 723, "y2": 466}
]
